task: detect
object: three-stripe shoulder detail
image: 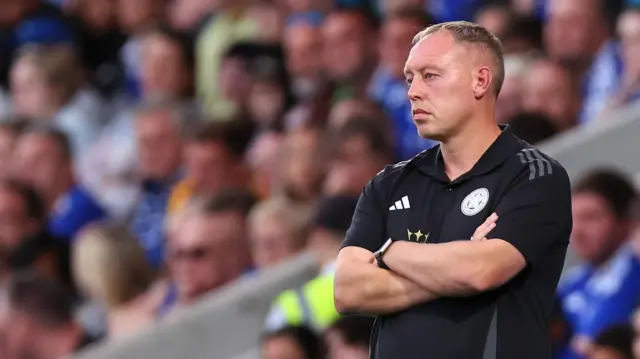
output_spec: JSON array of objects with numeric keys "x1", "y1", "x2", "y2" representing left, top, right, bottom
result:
[{"x1": 516, "y1": 148, "x2": 553, "y2": 180}]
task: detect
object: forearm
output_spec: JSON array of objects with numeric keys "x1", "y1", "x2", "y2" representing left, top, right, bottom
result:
[
  {"x1": 334, "y1": 258, "x2": 437, "y2": 315},
  {"x1": 384, "y1": 240, "x2": 491, "y2": 296}
]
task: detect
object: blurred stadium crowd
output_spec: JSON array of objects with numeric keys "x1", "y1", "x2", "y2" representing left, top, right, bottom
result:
[{"x1": 0, "y1": 0, "x2": 639, "y2": 358}]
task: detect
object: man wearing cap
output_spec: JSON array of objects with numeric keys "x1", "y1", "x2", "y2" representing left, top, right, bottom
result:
[
  {"x1": 264, "y1": 195, "x2": 359, "y2": 332},
  {"x1": 334, "y1": 21, "x2": 572, "y2": 359}
]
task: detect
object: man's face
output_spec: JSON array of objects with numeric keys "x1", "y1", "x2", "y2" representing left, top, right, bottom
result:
[
  {"x1": 74, "y1": 0, "x2": 117, "y2": 31},
  {"x1": 0, "y1": 188, "x2": 31, "y2": 251},
  {"x1": 247, "y1": 132, "x2": 282, "y2": 196},
  {"x1": 168, "y1": 212, "x2": 246, "y2": 302},
  {"x1": 618, "y1": 10, "x2": 640, "y2": 79},
  {"x1": 324, "y1": 135, "x2": 385, "y2": 196},
  {"x1": 218, "y1": 57, "x2": 251, "y2": 103},
  {"x1": 117, "y1": 0, "x2": 161, "y2": 33},
  {"x1": 322, "y1": 13, "x2": 370, "y2": 81},
  {"x1": 522, "y1": 61, "x2": 578, "y2": 130},
  {"x1": 10, "y1": 60, "x2": 56, "y2": 119},
  {"x1": 140, "y1": 34, "x2": 189, "y2": 98},
  {"x1": 544, "y1": 0, "x2": 601, "y2": 65},
  {"x1": 135, "y1": 109, "x2": 182, "y2": 181},
  {"x1": 248, "y1": 81, "x2": 286, "y2": 125},
  {"x1": 249, "y1": 217, "x2": 299, "y2": 270},
  {"x1": 404, "y1": 32, "x2": 478, "y2": 141},
  {"x1": 571, "y1": 192, "x2": 621, "y2": 264},
  {"x1": 183, "y1": 141, "x2": 235, "y2": 195},
  {"x1": 281, "y1": 129, "x2": 323, "y2": 201},
  {"x1": 11, "y1": 134, "x2": 66, "y2": 201},
  {"x1": 380, "y1": 18, "x2": 423, "y2": 78},
  {"x1": 284, "y1": 23, "x2": 322, "y2": 79}
]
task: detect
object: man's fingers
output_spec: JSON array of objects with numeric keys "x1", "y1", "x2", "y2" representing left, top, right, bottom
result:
[{"x1": 471, "y1": 213, "x2": 498, "y2": 241}]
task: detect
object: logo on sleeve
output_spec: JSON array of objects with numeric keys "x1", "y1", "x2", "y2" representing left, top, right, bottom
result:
[{"x1": 461, "y1": 188, "x2": 489, "y2": 216}]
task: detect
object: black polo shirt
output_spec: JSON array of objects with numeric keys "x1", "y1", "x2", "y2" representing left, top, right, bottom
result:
[{"x1": 342, "y1": 126, "x2": 572, "y2": 359}]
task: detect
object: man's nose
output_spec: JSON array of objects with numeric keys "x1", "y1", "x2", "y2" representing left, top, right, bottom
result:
[{"x1": 408, "y1": 81, "x2": 424, "y2": 102}]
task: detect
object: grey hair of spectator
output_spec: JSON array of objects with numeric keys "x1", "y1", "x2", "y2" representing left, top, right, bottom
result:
[{"x1": 133, "y1": 95, "x2": 202, "y2": 137}]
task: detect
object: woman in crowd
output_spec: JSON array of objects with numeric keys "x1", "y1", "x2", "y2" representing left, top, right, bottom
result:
[{"x1": 72, "y1": 222, "x2": 160, "y2": 340}]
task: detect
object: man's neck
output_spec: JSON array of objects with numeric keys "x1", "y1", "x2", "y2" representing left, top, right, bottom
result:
[{"x1": 440, "y1": 116, "x2": 501, "y2": 181}]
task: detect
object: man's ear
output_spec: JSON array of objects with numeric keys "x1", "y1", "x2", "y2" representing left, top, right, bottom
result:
[{"x1": 473, "y1": 67, "x2": 494, "y2": 99}]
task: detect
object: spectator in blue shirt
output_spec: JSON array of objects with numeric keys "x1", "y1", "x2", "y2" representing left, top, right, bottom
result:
[
  {"x1": 544, "y1": 0, "x2": 625, "y2": 124},
  {"x1": 283, "y1": 15, "x2": 324, "y2": 101},
  {"x1": 130, "y1": 98, "x2": 190, "y2": 268},
  {"x1": 558, "y1": 170, "x2": 640, "y2": 359},
  {"x1": 116, "y1": 0, "x2": 167, "y2": 101},
  {"x1": 321, "y1": 9, "x2": 378, "y2": 102},
  {"x1": 369, "y1": 7, "x2": 436, "y2": 160},
  {"x1": 606, "y1": 7, "x2": 640, "y2": 111},
  {"x1": 10, "y1": 125, "x2": 107, "y2": 241}
]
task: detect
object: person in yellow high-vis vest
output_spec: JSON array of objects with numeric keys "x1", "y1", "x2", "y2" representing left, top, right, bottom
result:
[
  {"x1": 264, "y1": 196, "x2": 359, "y2": 332},
  {"x1": 272, "y1": 270, "x2": 338, "y2": 331}
]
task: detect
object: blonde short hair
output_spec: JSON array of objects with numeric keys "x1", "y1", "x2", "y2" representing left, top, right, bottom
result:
[
  {"x1": 14, "y1": 45, "x2": 83, "y2": 102},
  {"x1": 248, "y1": 197, "x2": 312, "y2": 245},
  {"x1": 413, "y1": 21, "x2": 505, "y2": 96},
  {"x1": 72, "y1": 223, "x2": 157, "y2": 308}
]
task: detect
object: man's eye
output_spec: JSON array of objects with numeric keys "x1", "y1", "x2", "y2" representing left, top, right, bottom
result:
[
  {"x1": 425, "y1": 73, "x2": 436, "y2": 79},
  {"x1": 405, "y1": 78, "x2": 413, "y2": 85}
]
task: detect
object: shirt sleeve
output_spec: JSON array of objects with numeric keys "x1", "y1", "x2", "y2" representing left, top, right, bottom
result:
[
  {"x1": 341, "y1": 175, "x2": 388, "y2": 253},
  {"x1": 489, "y1": 163, "x2": 573, "y2": 266}
]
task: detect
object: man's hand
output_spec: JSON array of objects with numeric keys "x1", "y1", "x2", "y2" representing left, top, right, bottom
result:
[{"x1": 471, "y1": 213, "x2": 499, "y2": 241}]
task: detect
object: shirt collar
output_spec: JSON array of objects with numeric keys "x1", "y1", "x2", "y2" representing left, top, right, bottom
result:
[{"x1": 417, "y1": 125, "x2": 523, "y2": 183}]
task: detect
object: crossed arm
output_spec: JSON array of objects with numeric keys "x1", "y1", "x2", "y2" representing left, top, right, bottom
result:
[{"x1": 334, "y1": 213, "x2": 527, "y2": 314}]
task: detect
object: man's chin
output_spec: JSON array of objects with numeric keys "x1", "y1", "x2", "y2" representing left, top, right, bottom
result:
[{"x1": 417, "y1": 130, "x2": 444, "y2": 142}]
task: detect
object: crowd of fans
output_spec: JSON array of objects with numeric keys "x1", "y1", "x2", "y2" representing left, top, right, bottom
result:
[{"x1": 0, "y1": 0, "x2": 638, "y2": 358}]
